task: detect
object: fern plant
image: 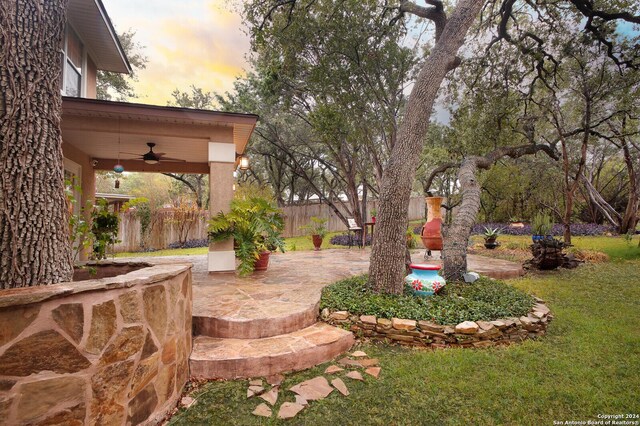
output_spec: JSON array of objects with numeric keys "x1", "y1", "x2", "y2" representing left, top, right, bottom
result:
[{"x1": 208, "y1": 196, "x2": 285, "y2": 276}]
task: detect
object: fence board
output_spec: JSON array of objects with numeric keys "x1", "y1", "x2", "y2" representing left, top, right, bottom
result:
[{"x1": 113, "y1": 197, "x2": 426, "y2": 252}]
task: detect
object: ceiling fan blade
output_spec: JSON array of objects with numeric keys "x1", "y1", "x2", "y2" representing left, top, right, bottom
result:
[
  {"x1": 155, "y1": 152, "x2": 167, "y2": 156},
  {"x1": 120, "y1": 152, "x2": 142, "y2": 156},
  {"x1": 158, "y1": 157, "x2": 186, "y2": 162}
]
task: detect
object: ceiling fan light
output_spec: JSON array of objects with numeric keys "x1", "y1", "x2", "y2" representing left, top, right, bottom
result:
[{"x1": 144, "y1": 159, "x2": 159, "y2": 165}]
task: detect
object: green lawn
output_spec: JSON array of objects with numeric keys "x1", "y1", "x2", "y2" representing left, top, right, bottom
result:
[
  {"x1": 471, "y1": 234, "x2": 640, "y2": 261},
  {"x1": 114, "y1": 231, "x2": 348, "y2": 258},
  {"x1": 169, "y1": 245, "x2": 640, "y2": 425}
]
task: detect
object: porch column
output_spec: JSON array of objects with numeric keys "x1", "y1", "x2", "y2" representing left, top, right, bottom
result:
[{"x1": 208, "y1": 142, "x2": 236, "y2": 272}]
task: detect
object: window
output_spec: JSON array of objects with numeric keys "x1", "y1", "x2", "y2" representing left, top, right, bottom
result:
[{"x1": 61, "y1": 26, "x2": 84, "y2": 97}]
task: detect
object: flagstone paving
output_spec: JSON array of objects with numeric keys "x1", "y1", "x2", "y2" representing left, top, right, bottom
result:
[
  {"x1": 123, "y1": 249, "x2": 524, "y2": 380},
  {"x1": 246, "y1": 350, "x2": 382, "y2": 420}
]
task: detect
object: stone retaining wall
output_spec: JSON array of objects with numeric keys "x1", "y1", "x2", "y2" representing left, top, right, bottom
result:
[
  {"x1": 321, "y1": 300, "x2": 552, "y2": 348},
  {"x1": 0, "y1": 262, "x2": 193, "y2": 425}
]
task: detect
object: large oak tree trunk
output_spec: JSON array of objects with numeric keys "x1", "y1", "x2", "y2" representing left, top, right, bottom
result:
[
  {"x1": 368, "y1": 0, "x2": 484, "y2": 294},
  {"x1": 441, "y1": 158, "x2": 481, "y2": 281},
  {"x1": 0, "y1": 0, "x2": 73, "y2": 288}
]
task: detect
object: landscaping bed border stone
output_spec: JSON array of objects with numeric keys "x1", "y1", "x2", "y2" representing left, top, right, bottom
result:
[{"x1": 320, "y1": 298, "x2": 552, "y2": 348}]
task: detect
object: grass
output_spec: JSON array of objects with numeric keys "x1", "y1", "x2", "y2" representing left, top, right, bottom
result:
[
  {"x1": 170, "y1": 257, "x2": 640, "y2": 425},
  {"x1": 470, "y1": 234, "x2": 640, "y2": 262},
  {"x1": 114, "y1": 231, "x2": 347, "y2": 258}
]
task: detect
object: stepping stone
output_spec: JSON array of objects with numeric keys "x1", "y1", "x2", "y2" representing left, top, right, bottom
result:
[
  {"x1": 277, "y1": 402, "x2": 305, "y2": 419},
  {"x1": 345, "y1": 371, "x2": 364, "y2": 381},
  {"x1": 289, "y1": 376, "x2": 334, "y2": 401},
  {"x1": 259, "y1": 387, "x2": 279, "y2": 406},
  {"x1": 180, "y1": 396, "x2": 196, "y2": 408},
  {"x1": 365, "y1": 367, "x2": 381, "y2": 379},
  {"x1": 359, "y1": 359, "x2": 379, "y2": 367},
  {"x1": 331, "y1": 378, "x2": 349, "y2": 396},
  {"x1": 247, "y1": 385, "x2": 264, "y2": 398},
  {"x1": 324, "y1": 365, "x2": 344, "y2": 374},
  {"x1": 351, "y1": 350, "x2": 368, "y2": 357},
  {"x1": 249, "y1": 379, "x2": 263, "y2": 386},
  {"x1": 338, "y1": 357, "x2": 362, "y2": 368},
  {"x1": 266, "y1": 373, "x2": 284, "y2": 386},
  {"x1": 252, "y1": 403, "x2": 272, "y2": 418},
  {"x1": 295, "y1": 395, "x2": 309, "y2": 406}
]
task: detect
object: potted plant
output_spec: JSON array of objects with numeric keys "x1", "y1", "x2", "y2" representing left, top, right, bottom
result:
[
  {"x1": 483, "y1": 226, "x2": 501, "y2": 249},
  {"x1": 370, "y1": 208, "x2": 377, "y2": 223},
  {"x1": 509, "y1": 216, "x2": 525, "y2": 228},
  {"x1": 300, "y1": 216, "x2": 328, "y2": 251},
  {"x1": 531, "y1": 212, "x2": 553, "y2": 243},
  {"x1": 208, "y1": 196, "x2": 285, "y2": 275}
]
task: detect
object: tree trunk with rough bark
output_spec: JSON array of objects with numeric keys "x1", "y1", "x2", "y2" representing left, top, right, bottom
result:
[
  {"x1": 0, "y1": 0, "x2": 73, "y2": 288},
  {"x1": 619, "y1": 133, "x2": 638, "y2": 235},
  {"x1": 368, "y1": 0, "x2": 484, "y2": 294},
  {"x1": 439, "y1": 144, "x2": 559, "y2": 281},
  {"x1": 441, "y1": 158, "x2": 481, "y2": 281}
]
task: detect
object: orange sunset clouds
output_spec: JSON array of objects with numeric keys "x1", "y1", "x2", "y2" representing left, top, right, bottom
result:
[{"x1": 103, "y1": 0, "x2": 250, "y2": 105}]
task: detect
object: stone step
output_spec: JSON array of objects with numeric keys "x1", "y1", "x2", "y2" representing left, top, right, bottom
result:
[
  {"x1": 189, "y1": 322, "x2": 354, "y2": 380},
  {"x1": 192, "y1": 302, "x2": 319, "y2": 339},
  {"x1": 192, "y1": 289, "x2": 321, "y2": 339}
]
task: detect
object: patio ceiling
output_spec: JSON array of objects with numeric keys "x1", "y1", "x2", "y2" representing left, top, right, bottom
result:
[{"x1": 61, "y1": 97, "x2": 258, "y2": 173}]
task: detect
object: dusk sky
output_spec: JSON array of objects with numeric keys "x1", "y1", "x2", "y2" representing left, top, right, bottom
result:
[{"x1": 103, "y1": 0, "x2": 250, "y2": 106}]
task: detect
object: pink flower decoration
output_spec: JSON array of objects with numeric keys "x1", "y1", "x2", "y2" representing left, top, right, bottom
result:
[
  {"x1": 412, "y1": 279, "x2": 423, "y2": 291},
  {"x1": 432, "y1": 281, "x2": 444, "y2": 293}
]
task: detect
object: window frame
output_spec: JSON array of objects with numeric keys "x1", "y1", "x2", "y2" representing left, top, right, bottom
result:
[{"x1": 60, "y1": 25, "x2": 86, "y2": 98}]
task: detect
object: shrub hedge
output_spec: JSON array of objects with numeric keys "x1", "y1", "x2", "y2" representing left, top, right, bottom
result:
[{"x1": 320, "y1": 274, "x2": 535, "y2": 325}]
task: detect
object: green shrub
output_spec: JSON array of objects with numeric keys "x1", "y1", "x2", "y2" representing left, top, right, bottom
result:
[{"x1": 320, "y1": 275, "x2": 535, "y2": 325}]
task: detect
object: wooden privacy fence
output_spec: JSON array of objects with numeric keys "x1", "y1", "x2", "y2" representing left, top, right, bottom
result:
[
  {"x1": 113, "y1": 197, "x2": 427, "y2": 252},
  {"x1": 114, "y1": 208, "x2": 209, "y2": 253},
  {"x1": 282, "y1": 197, "x2": 426, "y2": 237}
]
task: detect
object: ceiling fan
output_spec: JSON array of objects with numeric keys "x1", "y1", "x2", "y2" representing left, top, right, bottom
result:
[{"x1": 121, "y1": 143, "x2": 185, "y2": 165}]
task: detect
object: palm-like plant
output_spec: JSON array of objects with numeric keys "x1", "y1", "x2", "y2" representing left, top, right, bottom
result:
[{"x1": 208, "y1": 196, "x2": 285, "y2": 276}]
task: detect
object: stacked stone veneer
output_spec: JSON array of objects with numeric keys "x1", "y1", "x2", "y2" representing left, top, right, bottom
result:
[
  {"x1": 0, "y1": 262, "x2": 192, "y2": 425},
  {"x1": 322, "y1": 301, "x2": 552, "y2": 348}
]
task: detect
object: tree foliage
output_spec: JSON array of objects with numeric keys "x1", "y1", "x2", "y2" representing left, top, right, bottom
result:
[{"x1": 96, "y1": 29, "x2": 148, "y2": 101}]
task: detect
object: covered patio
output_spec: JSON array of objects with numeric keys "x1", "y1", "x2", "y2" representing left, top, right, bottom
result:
[{"x1": 60, "y1": 97, "x2": 258, "y2": 271}]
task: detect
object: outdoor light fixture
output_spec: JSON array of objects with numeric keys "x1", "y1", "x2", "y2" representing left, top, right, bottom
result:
[
  {"x1": 236, "y1": 153, "x2": 250, "y2": 171},
  {"x1": 144, "y1": 158, "x2": 159, "y2": 165}
]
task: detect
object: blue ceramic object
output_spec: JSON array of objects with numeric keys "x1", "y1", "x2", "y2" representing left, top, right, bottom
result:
[
  {"x1": 113, "y1": 164, "x2": 125, "y2": 174},
  {"x1": 532, "y1": 235, "x2": 552, "y2": 243},
  {"x1": 405, "y1": 264, "x2": 446, "y2": 297}
]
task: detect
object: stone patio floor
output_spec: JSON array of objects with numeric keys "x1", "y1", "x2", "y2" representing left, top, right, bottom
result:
[{"x1": 126, "y1": 249, "x2": 524, "y2": 325}]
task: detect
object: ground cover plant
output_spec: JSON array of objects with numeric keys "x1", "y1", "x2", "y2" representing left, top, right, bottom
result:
[
  {"x1": 320, "y1": 275, "x2": 534, "y2": 325},
  {"x1": 168, "y1": 257, "x2": 640, "y2": 425}
]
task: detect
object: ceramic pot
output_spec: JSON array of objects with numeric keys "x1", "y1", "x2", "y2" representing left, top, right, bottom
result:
[
  {"x1": 404, "y1": 264, "x2": 446, "y2": 297},
  {"x1": 421, "y1": 197, "x2": 444, "y2": 250},
  {"x1": 484, "y1": 241, "x2": 499, "y2": 249},
  {"x1": 254, "y1": 251, "x2": 270, "y2": 271},
  {"x1": 312, "y1": 235, "x2": 323, "y2": 251}
]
